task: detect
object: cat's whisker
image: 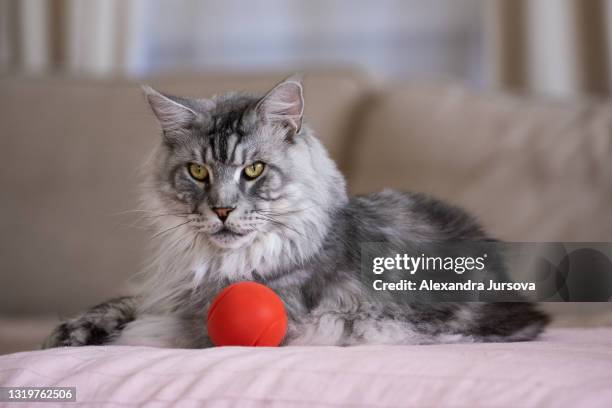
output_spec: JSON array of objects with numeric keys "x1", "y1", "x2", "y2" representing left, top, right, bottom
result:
[
  {"x1": 109, "y1": 209, "x2": 193, "y2": 225},
  {"x1": 151, "y1": 219, "x2": 194, "y2": 239},
  {"x1": 111, "y1": 212, "x2": 191, "y2": 233},
  {"x1": 253, "y1": 214, "x2": 305, "y2": 238},
  {"x1": 254, "y1": 204, "x2": 321, "y2": 217},
  {"x1": 109, "y1": 209, "x2": 160, "y2": 216},
  {"x1": 141, "y1": 213, "x2": 191, "y2": 219},
  {"x1": 119, "y1": 223, "x2": 158, "y2": 231}
]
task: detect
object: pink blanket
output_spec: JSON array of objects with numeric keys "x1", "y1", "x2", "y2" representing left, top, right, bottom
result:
[{"x1": 1, "y1": 328, "x2": 611, "y2": 407}]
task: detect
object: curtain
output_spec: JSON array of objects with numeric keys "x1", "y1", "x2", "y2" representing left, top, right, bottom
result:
[
  {"x1": 1, "y1": 0, "x2": 482, "y2": 81},
  {"x1": 128, "y1": 0, "x2": 482, "y2": 81},
  {"x1": 3, "y1": 0, "x2": 611, "y2": 98},
  {"x1": 486, "y1": 0, "x2": 612, "y2": 97},
  {"x1": 0, "y1": 0, "x2": 130, "y2": 76}
]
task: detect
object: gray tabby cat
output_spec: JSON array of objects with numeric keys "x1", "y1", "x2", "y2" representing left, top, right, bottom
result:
[{"x1": 43, "y1": 76, "x2": 548, "y2": 349}]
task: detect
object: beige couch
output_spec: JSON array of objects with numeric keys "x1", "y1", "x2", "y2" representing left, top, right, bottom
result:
[{"x1": 1, "y1": 71, "x2": 611, "y2": 354}]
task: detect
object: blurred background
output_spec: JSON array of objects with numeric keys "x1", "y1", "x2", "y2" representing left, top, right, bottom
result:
[
  {"x1": 1, "y1": 0, "x2": 611, "y2": 97},
  {"x1": 1, "y1": 0, "x2": 611, "y2": 354}
]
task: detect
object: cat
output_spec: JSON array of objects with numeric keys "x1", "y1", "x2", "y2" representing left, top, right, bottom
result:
[{"x1": 43, "y1": 75, "x2": 548, "y2": 349}]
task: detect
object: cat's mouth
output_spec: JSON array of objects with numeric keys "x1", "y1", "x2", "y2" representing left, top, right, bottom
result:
[
  {"x1": 213, "y1": 227, "x2": 246, "y2": 238},
  {"x1": 208, "y1": 227, "x2": 255, "y2": 249}
]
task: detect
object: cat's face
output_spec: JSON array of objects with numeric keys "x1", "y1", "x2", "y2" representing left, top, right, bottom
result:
[{"x1": 143, "y1": 77, "x2": 344, "y2": 253}]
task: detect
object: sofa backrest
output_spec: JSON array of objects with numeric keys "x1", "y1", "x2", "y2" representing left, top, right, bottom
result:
[
  {"x1": 2, "y1": 74, "x2": 611, "y2": 318},
  {"x1": 349, "y1": 83, "x2": 612, "y2": 242},
  {"x1": 0, "y1": 72, "x2": 366, "y2": 315}
]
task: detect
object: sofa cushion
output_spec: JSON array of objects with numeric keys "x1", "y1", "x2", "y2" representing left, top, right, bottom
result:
[{"x1": 2, "y1": 329, "x2": 612, "y2": 407}]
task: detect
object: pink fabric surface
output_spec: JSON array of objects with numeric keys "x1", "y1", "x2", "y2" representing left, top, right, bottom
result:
[{"x1": 1, "y1": 328, "x2": 611, "y2": 407}]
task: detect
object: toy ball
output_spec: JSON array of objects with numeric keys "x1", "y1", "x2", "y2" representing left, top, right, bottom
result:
[{"x1": 207, "y1": 281, "x2": 287, "y2": 347}]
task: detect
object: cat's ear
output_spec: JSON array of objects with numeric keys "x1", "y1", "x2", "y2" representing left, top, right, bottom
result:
[
  {"x1": 142, "y1": 86, "x2": 198, "y2": 132},
  {"x1": 142, "y1": 85, "x2": 213, "y2": 135},
  {"x1": 256, "y1": 74, "x2": 304, "y2": 135}
]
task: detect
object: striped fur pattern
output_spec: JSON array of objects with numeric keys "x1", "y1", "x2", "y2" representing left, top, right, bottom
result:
[{"x1": 43, "y1": 76, "x2": 548, "y2": 349}]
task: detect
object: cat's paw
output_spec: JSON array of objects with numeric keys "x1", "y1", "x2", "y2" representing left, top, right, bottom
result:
[
  {"x1": 42, "y1": 314, "x2": 128, "y2": 348},
  {"x1": 41, "y1": 296, "x2": 138, "y2": 348},
  {"x1": 42, "y1": 320, "x2": 94, "y2": 348}
]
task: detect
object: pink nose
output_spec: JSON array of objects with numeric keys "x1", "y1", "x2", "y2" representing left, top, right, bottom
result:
[{"x1": 212, "y1": 207, "x2": 235, "y2": 222}]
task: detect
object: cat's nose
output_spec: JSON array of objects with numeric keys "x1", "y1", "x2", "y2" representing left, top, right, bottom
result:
[{"x1": 212, "y1": 207, "x2": 235, "y2": 222}]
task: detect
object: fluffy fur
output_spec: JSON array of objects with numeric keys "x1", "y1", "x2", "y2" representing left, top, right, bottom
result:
[{"x1": 43, "y1": 76, "x2": 548, "y2": 349}]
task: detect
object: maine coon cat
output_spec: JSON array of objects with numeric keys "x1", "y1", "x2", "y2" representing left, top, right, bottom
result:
[{"x1": 43, "y1": 76, "x2": 548, "y2": 348}]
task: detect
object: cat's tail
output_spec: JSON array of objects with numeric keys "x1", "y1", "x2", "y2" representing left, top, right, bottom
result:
[
  {"x1": 42, "y1": 296, "x2": 139, "y2": 348},
  {"x1": 471, "y1": 302, "x2": 550, "y2": 342}
]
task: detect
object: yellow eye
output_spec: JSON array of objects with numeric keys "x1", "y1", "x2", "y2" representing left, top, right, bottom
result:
[
  {"x1": 188, "y1": 163, "x2": 208, "y2": 181},
  {"x1": 243, "y1": 162, "x2": 265, "y2": 179}
]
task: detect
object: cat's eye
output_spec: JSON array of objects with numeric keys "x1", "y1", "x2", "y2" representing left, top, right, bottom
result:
[
  {"x1": 243, "y1": 162, "x2": 265, "y2": 180},
  {"x1": 188, "y1": 163, "x2": 209, "y2": 181}
]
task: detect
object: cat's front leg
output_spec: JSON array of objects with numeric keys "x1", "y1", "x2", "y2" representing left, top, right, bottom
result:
[
  {"x1": 110, "y1": 314, "x2": 211, "y2": 348},
  {"x1": 43, "y1": 296, "x2": 138, "y2": 348}
]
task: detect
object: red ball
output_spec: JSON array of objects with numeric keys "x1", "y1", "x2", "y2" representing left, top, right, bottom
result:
[{"x1": 206, "y1": 282, "x2": 287, "y2": 347}]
